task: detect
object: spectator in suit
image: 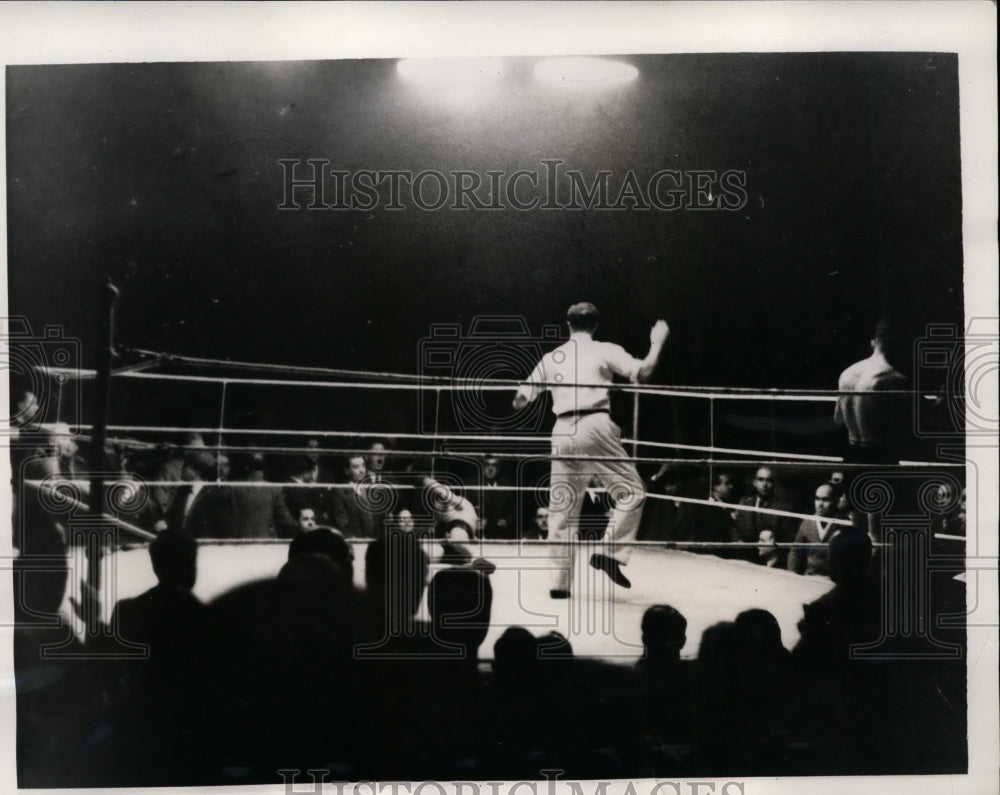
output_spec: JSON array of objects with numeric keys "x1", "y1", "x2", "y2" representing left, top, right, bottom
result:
[
  {"x1": 639, "y1": 466, "x2": 695, "y2": 543},
  {"x1": 364, "y1": 440, "x2": 398, "y2": 536},
  {"x1": 475, "y1": 455, "x2": 516, "y2": 539},
  {"x1": 331, "y1": 454, "x2": 378, "y2": 539},
  {"x1": 524, "y1": 506, "x2": 549, "y2": 540},
  {"x1": 735, "y1": 467, "x2": 797, "y2": 567},
  {"x1": 691, "y1": 471, "x2": 739, "y2": 555},
  {"x1": 223, "y1": 453, "x2": 298, "y2": 539},
  {"x1": 283, "y1": 454, "x2": 329, "y2": 526},
  {"x1": 788, "y1": 482, "x2": 844, "y2": 576},
  {"x1": 166, "y1": 454, "x2": 227, "y2": 538}
]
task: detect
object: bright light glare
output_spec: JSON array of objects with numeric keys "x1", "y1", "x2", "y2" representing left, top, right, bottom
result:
[
  {"x1": 397, "y1": 58, "x2": 505, "y2": 88},
  {"x1": 534, "y1": 57, "x2": 639, "y2": 88}
]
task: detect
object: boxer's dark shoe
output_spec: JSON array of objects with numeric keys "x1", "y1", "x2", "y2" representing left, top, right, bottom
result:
[
  {"x1": 590, "y1": 554, "x2": 632, "y2": 588},
  {"x1": 549, "y1": 589, "x2": 571, "y2": 599}
]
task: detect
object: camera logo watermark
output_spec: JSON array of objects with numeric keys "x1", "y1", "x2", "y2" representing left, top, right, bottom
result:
[
  {"x1": 1, "y1": 316, "x2": 82, "y2": 442},
  {"x1": 278, "y1": 159, "x2": 748, "y2": 212},
  {"x1": 914, "y1": 318, "x2": 999, "y2": 438},
  {"x1": 418, "y1": 316, "x2": 567, "y2": 435}
]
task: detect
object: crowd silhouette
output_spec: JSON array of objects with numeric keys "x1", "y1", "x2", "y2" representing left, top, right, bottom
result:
[{"x1": 12, "y1": 512, "x2": 967, "y2": 787}]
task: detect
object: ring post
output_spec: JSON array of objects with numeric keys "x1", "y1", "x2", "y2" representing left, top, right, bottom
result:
[
  {"x1": 631, "y1": 390, "x2": 640, "y2": 460},
  {"x1": 216, "y1": 380, "x2": 229, "y2": 481},
  {"x1": 86, "y1": 278, "x2": 119, "y2": 590},
  {"x1": 709, "y1": 396, "x2": 715, "y2": 487}
]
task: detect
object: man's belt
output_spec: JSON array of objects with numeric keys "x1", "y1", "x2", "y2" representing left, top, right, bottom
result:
[{"x1": 555, "y1": 408, "x2": 610, "y2": 421}]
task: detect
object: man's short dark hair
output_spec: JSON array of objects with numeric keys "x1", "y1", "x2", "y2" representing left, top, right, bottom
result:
[
  {"x1": 712, "y1": 471, "x2": 734, "y2": 488},
  {"x1": 567, "y1": 301, "x2": 600, "y2": 332},
  {"x1": 150, "y1": 531, "x2": 198, "y2": 589}
]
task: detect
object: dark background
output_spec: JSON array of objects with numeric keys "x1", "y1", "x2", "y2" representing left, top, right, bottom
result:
[{"x1": 6, "y1": 53, "x2": 964, "y2": 454}]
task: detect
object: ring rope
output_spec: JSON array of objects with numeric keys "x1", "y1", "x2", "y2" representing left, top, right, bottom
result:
[
  {"x1": 35, "y1": 362, "x2": 928, "y2": 398},
  {"x1": 624, "y1": 437, "x2": 843, "y2": 462},
  {"x1": 26, "y1": 477, "x2": 872, "y2": 528},
  {"x1": 20, "y1": 480, "x2": 157, "y2": 542},
  {"x1": 643, "y1": 491, "x2": 854, "y2": 526},
  {"x1": 74, "y1": 438, "x2": 963, "y2": 468},
  {"x1": 105, "y1": 347, "x2": 940, "y2": 397},
  {"x1": 114, "y1": 536, "x2": 912, "y2": 549},
  {"x1": 67, "y1": 427, "x2": 963, "y2": 469}
]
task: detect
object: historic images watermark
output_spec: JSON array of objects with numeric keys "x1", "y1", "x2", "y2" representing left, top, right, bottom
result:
[
  {"x1": 278, "y1": 770, "x2": 747, "y2": 795},
  {"x1": 277, "y1": 159, "x2": 748, "y2": 212}
]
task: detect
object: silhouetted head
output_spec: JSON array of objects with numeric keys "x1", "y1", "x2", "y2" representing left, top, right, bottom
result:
[
  {"x1": 493, "y1": 626, "x2": 539, "y2": 680},
  {"x1": 567, "y1": 301, "x2": 600, "y2": 334},
  {"x1": 735, "y1": 608, "x2": 784, "y2": 657},
  {"x1": 697, "y1": 621, "x2": 740, "y2": 679},
  {"x1": 641, "y1": 604, "x2": 687, "y2": 662},
  {"x1": 428, "y1": 567, "x2": 493, "y2": 662},
  {"x1": 149, "y1": 531, "x2": 198, "y2": 590},
  {"x1": 288, "y1": 526, "x2": 354, "y2": 577},
  {"x1": 278, "y1": 551, "x2": 347, "y2": 599},
  {"x1": 537, "y1": 630, "x2": 574, "y2": 659},
  {"x1": 828, "y1": 529, "x2": 873, "y2": 586}
]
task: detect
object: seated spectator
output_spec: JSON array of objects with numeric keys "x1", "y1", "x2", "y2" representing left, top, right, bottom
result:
[
  {"x1": 283, "y1": 454, "x2": 330, "y2": 526},
  {"x1": 294, "y1": 506, "x2": 317, "y2": 532},
  {"x1": 165, "y1": 453, "x2": 226, "y2": 538},
  {"x1": 639, "y1": 466, "x2": 695, "y2": 542},
  {"x1": 735, "y1": 467, "x2": 797, "y2": 567},
  {"x1": 788, "y1": 482, "x2": 844, "y2": 576},
  {"x1": 692, "y1": 471, "x2": 740, "y2": 554},
  {"x1": 331, "y1": 453, "x2": 378, "y2": 539},
  {"x1": 364, "y1": 440, "x2": 399, "y2": 535},
  {"x1": 828, "y1": 470, "x2": 851, "y2": 513},
  {"x1": 524, "y1": 505, "x2": 549, "y2": 540},
  {"x1": 226, "y1": 453, "x2": 298, "y2": 539},
  {"x1": 388, "y1": 507, "x2": 434, "y2": 537},
  {"x1": 474, "y1": 455, "x2": 516, "y2": 539}
]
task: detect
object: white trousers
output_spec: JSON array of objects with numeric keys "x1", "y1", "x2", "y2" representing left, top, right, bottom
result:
[{"x1": 546, "y1": 412, "x2": 646, "y2": 591}]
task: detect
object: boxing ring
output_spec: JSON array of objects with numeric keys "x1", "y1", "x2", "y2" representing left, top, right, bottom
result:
[{"x1": 24, "y1": 342, "x2": 964, "y2": 664}]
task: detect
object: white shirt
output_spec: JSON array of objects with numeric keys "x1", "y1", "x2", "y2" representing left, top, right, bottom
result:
[{"x1": 517, "y1": 332, "x2": 642, "y2": 416}]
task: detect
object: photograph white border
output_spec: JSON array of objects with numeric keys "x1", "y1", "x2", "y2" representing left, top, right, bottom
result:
[{"x1": 1, "y1": 3, "x2": 996, "y2": 795}]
